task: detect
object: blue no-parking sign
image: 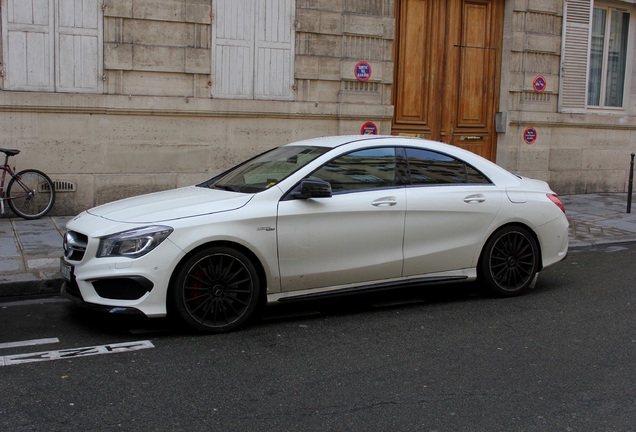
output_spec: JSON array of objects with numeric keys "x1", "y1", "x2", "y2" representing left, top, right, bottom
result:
[
  {"x1": 533, "y1": 75, "x2": 547, "y2": 93},
  {"x1": 360, "y1": 122, "x2": 378, "y2": 135},
  {"x1": 524, "y1": 127, "x2": 537, "y2": 144},
  {"x1": 354, "y1": 61, "x2": 372, "y2": 82}
]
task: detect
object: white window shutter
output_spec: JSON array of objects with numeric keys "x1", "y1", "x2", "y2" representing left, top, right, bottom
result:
[
  {"x1": 212, "y1": 0, "x2": 256, "y2": 99},
  {"x1": 559, "y1": 0, "x2": 593, "y2": 113},
  {"x1": 254, "y1": 0, "x2": 295, "y2": 100},
  {"x1": 56, "y1": 0, "x2": 103, "y2": 93},
  {"x1": 2, "y1": 0, "x2": 55, "y2": 91}
]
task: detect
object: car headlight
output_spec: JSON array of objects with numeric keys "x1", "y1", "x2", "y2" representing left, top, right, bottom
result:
[{"x1": 97, "y1": 226, "x2": 173, "y2": 259}]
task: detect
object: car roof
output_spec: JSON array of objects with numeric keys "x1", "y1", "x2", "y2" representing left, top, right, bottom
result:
[
  {"x1": 285, "y1": 135, "x2": 398, "y2": 149},
  {"x1": 285, "y1": 135, "x2": 479, "y2": 154}
]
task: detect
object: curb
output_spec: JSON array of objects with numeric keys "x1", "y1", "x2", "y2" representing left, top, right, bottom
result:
[
  {"x1": 0, "y1": 278, "x2": 63, "y2": 298},
  {"x1": 568, "y1": 237, "x2": 636, "y2": 249}
]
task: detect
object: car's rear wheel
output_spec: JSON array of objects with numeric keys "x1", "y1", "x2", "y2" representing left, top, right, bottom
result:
[
  {"x1": 173, "y1": 246, "x2": 260, "y2": 333},
  {"x1": 480, "y1": 226, "x2": 539, "y2": 296}
]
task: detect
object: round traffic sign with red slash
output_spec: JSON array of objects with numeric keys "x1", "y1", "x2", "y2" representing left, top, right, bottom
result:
[
  {"x1": 523, "y1": 127, "x2": 537, "y2": 144},
  {"x1": 360, "y1": 121, "x2": 378, "y2": 135},
  {"x1": 533, "y1": 75, "x2": 547, "y2": 93}
]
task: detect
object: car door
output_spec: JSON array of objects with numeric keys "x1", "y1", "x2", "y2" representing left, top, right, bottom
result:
[
  {"x1": 277, "y1": 147, "x2": 406, "y2": 292},
  {"x1": 402, "y1": 147, "x2": 503, "y2": 276}
]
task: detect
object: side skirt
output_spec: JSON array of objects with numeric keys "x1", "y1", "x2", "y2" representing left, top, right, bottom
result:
[{"x1": 271, "y1": 275, "x2": 470, "y2": 303}]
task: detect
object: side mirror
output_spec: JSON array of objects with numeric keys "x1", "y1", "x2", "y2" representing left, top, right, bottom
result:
[{"x1": 292, "y1": 178, "x2": 332, "y2": 199}]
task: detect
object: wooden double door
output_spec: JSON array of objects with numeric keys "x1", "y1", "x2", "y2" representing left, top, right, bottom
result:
[{"x1": 392, "y1": 0, "x2": 504, "y2": 160}]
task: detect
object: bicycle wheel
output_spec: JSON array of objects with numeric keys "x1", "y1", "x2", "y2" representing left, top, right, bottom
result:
[{"x1": 7, "y1": 169, "x2": 56, "y2": 219}]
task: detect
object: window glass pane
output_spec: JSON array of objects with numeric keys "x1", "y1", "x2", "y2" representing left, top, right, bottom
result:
[
  {"x1": 312, "y1": 148, "x2": 397, "y2": 193},
  {"x1": 465, "y1": 166, "x2": 491, "y2": 184},
  {"x1": 587, "y1": 7, "x2": 631, "y2": 108},
  {"x1": 209, "y1": 146, "x2": 329, "y2": 193},
  {"x1": 605, "y1": 11, "x2": 629, "y2": 107},
  {"x1": 588, "y1": 8, "x2": 606, "y2": 106},
  {"x1": 405, "y1": 148, "x2": 490, "y2": 185}
]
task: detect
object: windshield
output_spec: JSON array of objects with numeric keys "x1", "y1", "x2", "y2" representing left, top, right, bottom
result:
[{"x1": 200, "y1": 146, "x2": 330, "y2": 193}]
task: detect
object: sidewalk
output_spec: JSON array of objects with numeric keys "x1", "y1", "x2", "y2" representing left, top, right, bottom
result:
[
  {"x1": 1, "y1": 193, "x2": 636, "y2": 299},
  {"x1": 0, "y1": 216, "x2": 72, "y2": 298}
]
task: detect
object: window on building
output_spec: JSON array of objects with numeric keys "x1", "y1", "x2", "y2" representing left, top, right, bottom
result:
[
  {"x1": 211, "y1": 0, "x2": 295, "y2": 101},
  {"x1": 560, "y1": 0, "x2": 634, "y2": 113},
  {"x1": 1, "y1": 0, "x2": 103, "y2": 93},
  {"x1": 588, "y1": 7, "x2": 630, "y2": 107}
]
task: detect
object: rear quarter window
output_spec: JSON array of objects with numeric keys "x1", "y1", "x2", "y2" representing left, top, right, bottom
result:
[{"x1": 405, "y1": 148, "x2": 491, "y2": 185}]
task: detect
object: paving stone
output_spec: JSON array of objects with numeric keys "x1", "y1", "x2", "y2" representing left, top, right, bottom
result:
[
  {"x1": 0, "y1": 220, "x2": 13, "y2": 236},
  {"x1": 13, "y1": 219, "x2": 63, "y2": 251},
  {"x1": 0, "y1": 237, "x2": 19, "y2": 257},
  {"x1": 27, "y1": 258, "x2": 60, "y2": 270},
  {"x1": 0, "y1": 257, "x2": 22, "y2": 272}
]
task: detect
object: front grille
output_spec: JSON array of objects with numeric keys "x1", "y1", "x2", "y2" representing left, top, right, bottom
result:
[{"x1": 63, "y1": 230, "x2": 88, "y2": 261}]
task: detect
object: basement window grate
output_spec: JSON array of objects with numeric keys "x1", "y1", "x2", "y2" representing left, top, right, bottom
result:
[
  {"x1": 522, "y1": 92, "x2": 551, "y2": 103},
  {"x1": 342, "y1": 80, "x2": 380, "y2": 92}
]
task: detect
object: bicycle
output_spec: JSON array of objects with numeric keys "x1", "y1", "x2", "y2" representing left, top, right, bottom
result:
[{"x1": 0, "y1": 148, "x2": 56, "y2": 219}]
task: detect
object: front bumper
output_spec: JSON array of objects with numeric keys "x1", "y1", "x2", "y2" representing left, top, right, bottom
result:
[
  {"x1": 61, "y1": 234, "x2": 186, "y2": 318},
  {"x1": 61, "y1": 281, "x2": 146, "y2": 316}
]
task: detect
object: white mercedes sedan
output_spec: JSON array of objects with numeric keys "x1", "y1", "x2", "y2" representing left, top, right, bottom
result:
[{"x1": 61, "y1": 136, "x2": 569, "y2": 333}]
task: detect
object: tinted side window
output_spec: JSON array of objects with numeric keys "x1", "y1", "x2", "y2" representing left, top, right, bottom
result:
[
  {"x1": 405, "y1": 148, "x2": 491, "y2": 185},
  {"x1": 312, "y1": 148, "x2": 397, "y2": 193}
]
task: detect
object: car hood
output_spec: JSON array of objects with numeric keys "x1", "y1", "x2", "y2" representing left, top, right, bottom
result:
[{"x1": 87, "y1": 186, "x2": 253, "y2": 223}]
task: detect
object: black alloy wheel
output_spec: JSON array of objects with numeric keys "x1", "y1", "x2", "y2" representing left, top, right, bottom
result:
[
  {"x1": 480, "y1": 226, "x2": 539, "y2": 296},
  {"x1": 173, "y1": 246, "x2": 260, "y2": 333}
]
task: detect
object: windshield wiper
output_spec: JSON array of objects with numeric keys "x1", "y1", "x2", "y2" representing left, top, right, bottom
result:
[{"x1": 213, "y1": 184, "x2": 241, "y2": 192}]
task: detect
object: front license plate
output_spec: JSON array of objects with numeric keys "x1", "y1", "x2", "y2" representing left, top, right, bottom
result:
[{"x1": 60, "y1": 258, "x2": 73, "y2": 282}]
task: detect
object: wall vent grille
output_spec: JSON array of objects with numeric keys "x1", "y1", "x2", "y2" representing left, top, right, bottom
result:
[{"x1": 40, "y1": 180, "x2": 77, "y2": 193}]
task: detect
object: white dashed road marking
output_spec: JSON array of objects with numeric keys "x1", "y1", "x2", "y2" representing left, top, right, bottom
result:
[{"x1": 0, "y1": 337, "x2": 60, "y2": 350}]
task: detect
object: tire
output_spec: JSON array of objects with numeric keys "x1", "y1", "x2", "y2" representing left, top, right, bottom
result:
[
  {"x1": 480, "y1": 226, "x2": 539, "y2": 297},
  {"x1": 7, "y1": 169, "x2": 56, "y2": 219},
  {"x1": 173, "y1": 246, "x2": 261, "y2": 333}
]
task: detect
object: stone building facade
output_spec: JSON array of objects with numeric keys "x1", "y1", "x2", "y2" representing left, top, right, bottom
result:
[
  {"x1": 0, "y1": 0, "x2": 635, "y2": 215},
  {"x1": 502, "y1": 0, "x2": 636, "y2": 194}
]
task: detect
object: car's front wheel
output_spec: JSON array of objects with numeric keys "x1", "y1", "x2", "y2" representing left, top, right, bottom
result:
[
  {"x1": 173, "y1": 246, "x2": 261, "y2": 333},
  {"x1": 480, "y1": 226, "x2": 539, "y2": 296}
]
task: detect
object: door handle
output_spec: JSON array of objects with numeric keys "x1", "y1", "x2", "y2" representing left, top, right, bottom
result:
[
  {"x1": 372, "y1": 197, "x2": 398, "y2": 207},
  {"x1": 464, "y1": 194, "x2": 486, "y2": 204}
]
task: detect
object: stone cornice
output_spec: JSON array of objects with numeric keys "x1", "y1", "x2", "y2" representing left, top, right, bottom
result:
[
  {"x1": 508, "y1": 110, "x2": 636, "y2": 129},
  {"x1": 0, "y1": 91, "x2": 394, "y2": 120}
]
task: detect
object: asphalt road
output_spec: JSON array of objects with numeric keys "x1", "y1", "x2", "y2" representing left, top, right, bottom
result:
[{"x1": 1, "y1": 243, "x2": 635, "y2": 431}]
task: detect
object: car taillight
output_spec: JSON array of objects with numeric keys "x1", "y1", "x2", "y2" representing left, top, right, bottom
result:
[{"x1": 547, "y1": 193, "x2": 565, "y2": 214}]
